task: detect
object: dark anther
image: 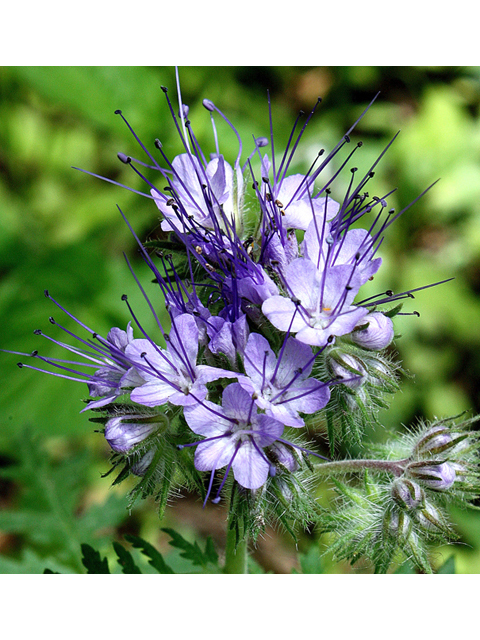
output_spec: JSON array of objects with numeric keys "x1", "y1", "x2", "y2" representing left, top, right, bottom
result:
[
  {"x1": 295, "y1": 367, "x2": 303, "y2": 374},
  {"x1": 344, "y1": 134, "x2": 351, "y2": 143},
  {"x1": 33, "y1": 329, "x2": 42, "y2": 335},
  {"x1": 345, "y1": 285, "x2": 353, "y2": 291},
  {"x1": 121, "y1": 294, "x2": 128, "y2": 301},
  {"x1": 388, "y1": 208, "x2": 395, "y2": 215},
  {"x1": 318, "y1": 149, "x2": 325, "y2": 156},
  {"x1": 92, "y1": 332, "x2": 97, "y2": 339},
  {"x1": 31, "y1": 350, "x2": 38, "y2": 357},
  {"x1": 262, "y1": 176, "x2": 269, "y2": 183},
  {"x1": 154, "y1": 138, "x2": 162, "y2": 149},
  {"x1": 49, "y1": 316, "x2": 55, "y2": 324},
  {"x1": 357, "y1": 141, "x2": 363, "y2": 147},
  {"x1": 325, "y1": 188, "x2": 331, "y2": 195},
  {"x1": 252, "y1": 181, "x2": 258, "y2": 189},
  {"x1": 386, "y1": 290, "x2": 394, "y2": 296},
  {"x1": 160, "y1": 86, "x2": 168, "y2": 93},
  {"x1": 44, "y1": 289, "x2": 49, "y2": 297},
  {"x1": 114, "y1": 109, "x2": 122, "y2": 115},
  {"x1": 117, "y1": 153, "x2": 132, "y2": 164},
  {"x1": 17, "y1": 362, "x2": 24, "y2": 368},
  {"x1": 369, "y1": 171, "x2": 375, "y2": 178},
  {"x1": 292, "y1": 297, "x2": 301, "y2": 306},
  {"x1": 140, "y1": 352, "x2": 147, "y2": 358},
  {"x1": 355, "y1": 252, "x2": 361, "y2": 261},
  {"x1": 166, "y1": 198, "x2": 175, "y2": 206},
  {"x1": 413, "y1": 311, "x2": 420, "y2": 317},
  {"x1": 327, "y1": 335, "x2": 335, "y2": 343},
  {"x1": 351, "y1": 167, "x2": 358, "y2": 173},
  {"x1": 299, "y1": 110, "x2": 305, "y2": 116}
]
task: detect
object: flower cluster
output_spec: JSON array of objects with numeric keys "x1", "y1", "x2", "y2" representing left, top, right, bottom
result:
[{"x1": 6, "y1": 73, "x2": 474, "y2": 570}]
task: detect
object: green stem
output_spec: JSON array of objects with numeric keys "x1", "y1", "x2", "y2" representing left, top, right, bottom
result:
[
  {"x1": 224, "y1": 520, "x2": 248, "y2": 574},
  {"x1": 315, "y1": 457, "x2": 409, "y2": 477},
  {"x1": 224, "y1": 484, "x2": 248, "y2": 574}
]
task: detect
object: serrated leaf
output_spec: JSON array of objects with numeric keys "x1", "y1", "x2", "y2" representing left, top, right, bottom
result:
[
  {"x1": 124, "y1": 534, "x2": 174, "y2": 574},
  {"x1": 161, "y1": 527, "x2": 218, "y2": 570},
  {"x1": 80, "y1": 543, "x2": 110, "y2": 574},
  {"x1": 113, "y1": 541, "x2": 142, "y2": 574}
]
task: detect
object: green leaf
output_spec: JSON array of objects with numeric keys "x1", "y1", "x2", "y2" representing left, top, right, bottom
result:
[
  {"x1": 161, "y1": 527, "x2": 219, "y2": 570},
  {"x1": 124, "y1": 534, "x2": 174, "y2": 574},
  {"x1": 113, "y1": 541, "x2": 142, "y2": 574},
  {"x1": 299, "y1": 546, "x2": 324, "y2": 574},
  {"x1": 80, "y1": 543, "x2": 110, "y2": 574}
]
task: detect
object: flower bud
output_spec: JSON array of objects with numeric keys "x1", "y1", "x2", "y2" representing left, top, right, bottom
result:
[
  {"x1": 383, "y1": 508, "x2": 412, "y2": 543},
  {"x1": 391, "y1": 478, "x2": 425, "y2": 511},
  {"x1": 104, "y1": 414, "x2": 167, "y2": 453},
  {"x1": 406, "y1": 460, "x2": 456, "y2": 491},
  {"x1": 351, "y1": 312, "x2": 394, "y2": 350},
  {"x1": 131, "y1": 448, "x2": 156, "y2": 477},
  {"x1": 415, "y1": 502, "x2": 450, "y2": 535},
  {"x1": 412, "y1": 424, "x2": 465, "y2": 457},
  {"x1": 328, "y1": 352, "x2": 366, "y2": 389}
]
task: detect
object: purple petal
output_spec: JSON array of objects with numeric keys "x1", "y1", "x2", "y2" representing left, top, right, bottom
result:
[
  {"x1": 130, "y1": 380, "x2": 175, "y2": 407},
  {"x1": 183, "y1": 399, "x2": 231, "y2": 437},
  {"x1": 194, "y1": 437, "x2": 237, "y2": 472},
  {"x1": 261, "y1": 296, "x2": 307, "y2": 333},
  {"x1": 232, "y1": 442, "x2": 270, "y2": 490},
  {"x1": 221, "y1": 383, "x2": 253, "y2": 422},
  {"x1": 168, "y1": 314, "x2": 199, "y2": 371}
]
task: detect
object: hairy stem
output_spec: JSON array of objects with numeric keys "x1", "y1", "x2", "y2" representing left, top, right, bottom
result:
[{"x1": 315, "y1": 457, "x2": 409, "y2": 477}]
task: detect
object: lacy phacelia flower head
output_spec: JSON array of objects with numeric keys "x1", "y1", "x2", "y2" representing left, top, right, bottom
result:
[{"x1": 6, "y1": 73, "x2": 452, "y2": 525}]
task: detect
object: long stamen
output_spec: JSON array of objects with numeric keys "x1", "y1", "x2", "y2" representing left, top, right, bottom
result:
[{"x1": 211, "y1": 439, "x2": 242, "y2": 504}]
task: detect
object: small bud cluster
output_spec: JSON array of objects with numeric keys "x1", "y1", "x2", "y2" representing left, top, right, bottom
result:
[{"x1": 319, "y1": 414, "x2": 480, "y2": 572}]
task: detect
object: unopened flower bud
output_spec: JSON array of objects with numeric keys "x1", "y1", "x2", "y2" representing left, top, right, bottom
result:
[
  {"x1": 383, "y1": 508, "x2": 412, "y2": 542},
  {"x1": 104, "y1": 414, "x2": 166, "y2": 453},
  {"x1": 412, "y1": 424, "x2": 464, "y2": 457},
  {"x1": 415, "y1": 502, "x2": 450, "y2": 534},
  {"x1": 391, "y1": 478, "x2": 425, "y2": 511},
  {"x1": 328, "y1": 353, "x2": 366, "y2": 389},
  {"x1": 131, "y1": 448, "x2": 156, "y2": 477},
  {"x1": 351, "y1": 312, "x2": 394, "y2": 350},
  {"x1": 406, "y1": 460, "x2": 456, "y2": 491}
]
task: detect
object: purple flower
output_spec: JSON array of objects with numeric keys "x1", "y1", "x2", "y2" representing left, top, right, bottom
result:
[
  {"x1": 85, "y1": 322, "x2": 144, "y2": 410},
  {"x1": 351, "y1": 312, "x2": 394, "y2": 350},
  {"x1": 152, "y1": 153, "x2": 241, "y2": 235},
  {"x1": 126, "y1": 313, "x2": 237, "y2": 407},
  {"x1": 262, "y1": 258, "x2": 368, "y2": 346},
  {"x1": 270, "y1": 173, "x2": 340, "y2": 231},
  {"x1": 238, "y1": 332, "x2": 330, "y2": 427},
  {"x1": 301, "y1": 215, "x2": 382, "y2": 292},
  {"x1": 183, "y1": 383, "x2": 284, "y2": 492}
]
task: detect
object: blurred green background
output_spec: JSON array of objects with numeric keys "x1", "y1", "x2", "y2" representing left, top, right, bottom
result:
[{"x1": 1, "y1": 66, "x2": 480, "y2": 573}]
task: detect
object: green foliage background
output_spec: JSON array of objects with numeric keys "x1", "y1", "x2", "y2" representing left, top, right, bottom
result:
[{"x1": 1, "y1": 66, "x2": 480, "y2": 573}]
